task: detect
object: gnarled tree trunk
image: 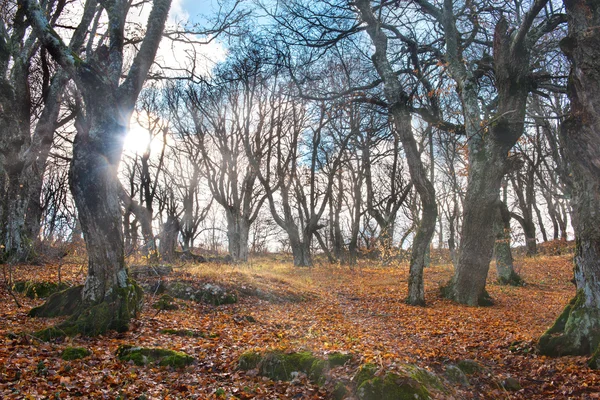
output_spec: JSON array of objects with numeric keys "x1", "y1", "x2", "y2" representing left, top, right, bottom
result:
[
  {"x1": 226, "y1": 212, "x2": 250, "y2": 262},
  {"x1": 539, "y1": 0, "x2": 600, "y2": 361}
]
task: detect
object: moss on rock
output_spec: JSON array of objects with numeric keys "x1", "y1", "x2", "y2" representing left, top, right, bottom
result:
[
  {"x1": 166, "y1": 281, "x2": 237, "y2": 306},
  {"x1": 457, "y1": 360, "x2": 483, "y2": 375},
  {"x1": 33, "y1": 279, "x2": 144, "y2": 341},
  {"x1": 445, "y1": 365, "x2": 469, "y2": 386},
  {"x1": 160, "y1": 329, "x2": 204, "y2": 338},
  {"x1": 259, "y1": 351, "x2": 318, "y2": 381},
  {"x1": 354, "y1": 363, "x2": 377, "y2": 387},
  {"x1": 238, "y1": 351, "x2": 262, "y2": 370},
  {"x1": 539, "y1": 290, "x2": 600, "y2": 357},
  {"x1": 328, "y1": 352, "x2": 353, "y2": 367},
  {"x1": 29, "y1": 285, "x2": 83, "y2": 318},
  {"x1": 356, "y1": 371, "x2": 429, "y2": 400},
  {"x1": 332, "y1": 381, "x2": 349, "y2": 400},
  {"x1": 152, "y1": 294, "x2": 178, "y2": 311},
  {"x1": 116, "y1": 345, "x2": 194, "y2": 367},
  {"x1": 61, "y1": 347, "x2": 91, "y2": 361},
  {"x1": 404, "y1": 364, "x2": 444, "y2": 391},
  {"x1": 14, "y1": 281, "x2": 70, "y2": 299}
]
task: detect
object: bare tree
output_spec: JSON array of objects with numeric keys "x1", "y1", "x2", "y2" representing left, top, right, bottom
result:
[
  {"x1": 21, "y1": 0, "x2": 172, "y2": 336},
  {"x1": 0, "y1": 1, "x2": 73, "y2": 261},
  {"x1": 539, "y1": 0, "x2": 600, "y2": 360}
]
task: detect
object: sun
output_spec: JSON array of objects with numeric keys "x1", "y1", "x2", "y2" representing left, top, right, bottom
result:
[{"x1": 123, "y1": 123, "x2": 151, "y2": 154}]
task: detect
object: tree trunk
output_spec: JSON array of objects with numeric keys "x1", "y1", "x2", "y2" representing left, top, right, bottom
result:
[
  {"x1": 69, "y1": 106, "x2": 130, "y2": 303},
  {"x1": 160, "y1": 214, "x2": 179, "y2": 262},
  {"x1": 539, "y1": 0, "x2": 600, "y2": 361},
  {"x1": 1, "y1": 172, "x2": 29, "y2": 261},
  {"x1": 448, "y1": 149, "x2": 506, "y2": 305},
  {"x1": 495, "y1": 201, "x2": 522, "y2": 286},
  {"x1": 226, "y1": 212, "x2": 250, "y2": 262},
  {"x1": 290, "y1": 235, "x2": 312, "y2": 267}
]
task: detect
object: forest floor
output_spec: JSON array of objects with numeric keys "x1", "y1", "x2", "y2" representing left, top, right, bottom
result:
[{"x1": 1, "y1": 248, "x2": 599, "y2": 399}]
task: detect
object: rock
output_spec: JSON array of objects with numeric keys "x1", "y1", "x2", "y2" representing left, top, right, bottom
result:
[
  {"x1": 165, "y1": 281, "x2": 237, "y2": 306},
  {"x1": 129, "y1": 265, "x2": 173, "y2": 279},
  {"x1": 502, "y1": 377, "x2": 521, "y2": 391},
  {"x1": 457, "y1": 359, "x2": 483, "y2": 375},
  {"x1": 445, "y1": 365, "x2": 469, "y2": 386},
  {"x1": 116, "y1": 345, "x2": 194, "y2": 368},
  {"x1": 152, "y1": 294, "x2": 178, "y2": 310},
  {"x1": 29, "y1": 286, "x2": 83, "y2": 318},
  {"x1": 160, "y1": 329, "x2": 205, "y2": 338},
  {"x1": 14, "y1": 281, "x2": 70, "y2": 299},
  {"x1": 332, "y1": 381, "x2": 349, "y2": 400},
  {"x1": 238, "y1": 350, "x2": 337, "y2": 385},
  {"x1": 61, "y1": 347, "x2": 91, "y2": 361},
  {"x1": 356, "y1": 371, "x2": 430, "y2": 400},
  {"x1": 238, "y1": 351, "x2": 262, "y2": 370}
]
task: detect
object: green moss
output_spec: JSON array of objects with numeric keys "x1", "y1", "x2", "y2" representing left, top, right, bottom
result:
[
  {"x1": 160, "y1": 329, "x2": 204, "y2": 338},
  {"x1": 152, "y1": 295, "x2": 178, "y2": 311},
  {"x1": 61, "y1": 347, "x2": 91, "y2": 361},
  {"x1": 116, "y1": 345, "x2": 194, "y2": 368},
  {"x1": 238, "y1": 351, "x2": 262, "y2": 370},
  {"x1": 589, "y1": 344, "x2": 600, "y2": 369},
  {"x1": 328, "y1": 352, "x2": 353, "y2": 367},
  {"x1": 309, "y1": 359, "x2": 327, "y2": 385},
  {"x1": 497, "y1": 270, "x2": 524, "y2": 286},
  {"x1": 14, "y1": 281, "x2": 71, "y2": 299},
  {"x1": 354, "y1": 363, "x2": 377, "y2": 387},
  {"x1": 258, "y1": 351, "x2": 318, "y2": 381},
  {"x1": 357, "y1": 372, "x2": 429, "y2": 400},
  {"x1": 404, "y1": 365, "x2": 444, "y2": 391},
  {"x1": 29, "y1": 285, "x2": 83, "y2": 318},
  {"x1": 332, "y1": 381, "x2": 349, "y2": 400},
  {"x1": 445, "y1": 365, "x2": 469, "y2": 386},
  {"x1": 33, "y1": 279, "x2": 144, "y2": 340},
  {"x1": 502, "y1": 377, "x2": 521, "y2": 391},
  {"x1": 457, "y1": 360, "x2": 482, "y2": 375},
  {"x1": 538, "y1": 290, "x2": 600, "y2": 357}
]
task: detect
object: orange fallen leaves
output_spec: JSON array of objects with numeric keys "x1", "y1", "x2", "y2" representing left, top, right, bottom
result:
[{"x1": 0, "y1": 254, "x2": 598, "y2": 399}]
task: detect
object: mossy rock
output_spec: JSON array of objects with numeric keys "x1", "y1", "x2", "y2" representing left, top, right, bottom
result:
[
  {"x1": 116, "y1": 345, "x2": 194, "y2": 368},
  {"x1": 13, "y1": 281, "x2": 70, "y2": 299},
  {"x1": 61, "y1": 347, "x2": 91, "y2": 361},
  {"x1": 309, "y1": 359, "x2": 328, "y2": 385},
  {"x1": 356, "y1": 371, "x2": 429, "y2": 400},
  {"x1": 403, "y1": 364, "x2": 445, "y2": 391},
  {"x1": 354, "y1": 363, "x2": 378, "y2": 387},
  {"x1": 238, "y1": 351, "x2": 262, "y2": 370},
  {"x1": 160, "y1": 329, "x2": 204, "y2": 338},
  {"x1": 238, "y1": 350, "x2": 348, "y2": 387},
  {"x1": 33, "y1": 279, "x2": 144, "y2": 341},
  {"x1": 259, "y1": 351, "x2": 318, "y2": 381},
  {"x1": 166, "y1": 281, "x2": 237, "y2": 306},
  {"x1": 445, "y1": 364, "x2": 469, "y2": 386},
  {"x1": 328, "y1": 352, "x2": 353, "y2": 367},
  {"x1": 539, "y1": 290, "x2": 600, "y2": 357},
  {"x1": 502, "y1": 377, "x2": 521, "y2": 391},
  {"x1": 152, "y1": 294, "x2": 178, "y2": 311},
  {"x1": 332, "y1": 381, "x2": 349, "y2": 400},
  {"x1": 457, "y1": 360, "x2": 483, "y2": 375},
  {"x1": 29, "y1": 285, "x2": 83, "y2": 318}
]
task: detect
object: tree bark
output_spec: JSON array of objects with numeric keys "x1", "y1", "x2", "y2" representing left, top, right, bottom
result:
[
  {"x1": 21, "y1": 0, "x2": 171, "y2": 337},
  {"x1": 355, "y1": 0, "x2": 437, "y2": 306},
  {"x1": 495, "y1": 200, "x2": 522, "y2": 286},
  {"x1": 226, "y1": 211, "x2": 250, "y2": 262},
  {"x1": 539, "y1": 0, "x2": 600, "y2": 360}
]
